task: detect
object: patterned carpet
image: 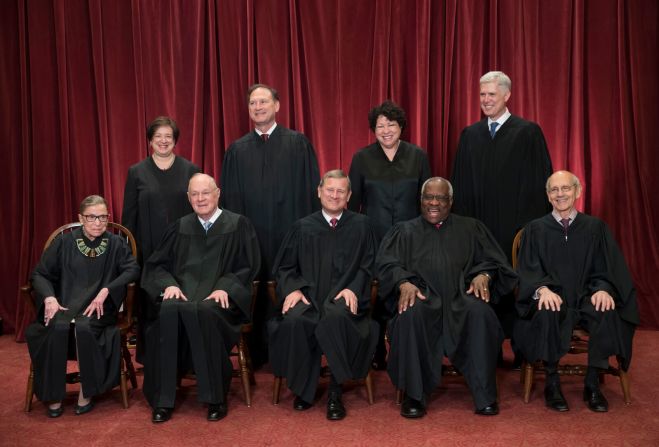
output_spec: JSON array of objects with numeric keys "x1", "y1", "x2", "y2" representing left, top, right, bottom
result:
[{"x1": 1, "y1": 330, "x2": 658, "y2": 446}]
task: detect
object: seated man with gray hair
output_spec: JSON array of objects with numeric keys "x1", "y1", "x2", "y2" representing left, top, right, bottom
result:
[{"x1": 268, "y1": 169, "x2": 378, "y2": 420}]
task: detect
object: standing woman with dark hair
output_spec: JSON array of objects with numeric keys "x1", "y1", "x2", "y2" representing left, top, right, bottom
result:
[
  {"x1": 121, "y1": 116, "x2": 200, "y2": 360},
  {"x1": 348, "y1": 100, "x2": 431, "y2": 369}
]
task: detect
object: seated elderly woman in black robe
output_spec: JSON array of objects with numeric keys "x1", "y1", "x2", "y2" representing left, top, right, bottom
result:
[{"x1": 25, "y1": 195, "x2": 140, "y2": 417}]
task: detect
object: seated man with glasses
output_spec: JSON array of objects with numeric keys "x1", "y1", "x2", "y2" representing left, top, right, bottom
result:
[
  {"x1": 140, "y1": 173, "x2": 260, "y2": 423},
  {"x1": 376, "y1": 177, "x2": 517, "y2": 418},
  {"x1": 513, "y1": 170, "x2": 638, "y2": 413}
]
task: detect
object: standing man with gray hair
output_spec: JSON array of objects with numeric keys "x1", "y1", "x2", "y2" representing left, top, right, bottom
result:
[{"x1": 451, "y1": 71, "x2": 553, "y2": 361}]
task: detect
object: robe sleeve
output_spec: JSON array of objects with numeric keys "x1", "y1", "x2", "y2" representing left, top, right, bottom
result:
[
  {"x1": 220, "y1": 143, "x2": 244, "y2": 213},
  {"x1": 272, "y1": 223, "x2": 311, "y2": 304},
  {"x1": 514, "y1": 124, "x2": 552, "y2": 229},
  {"x1": 121, "y1": 166, "x2": 139, "y2": 235},
  {"x1": 375, "y1": 224, "x2": 419, "y2": 310},
  {"x1": 299, "y1": 135, "x2": 321, "y2": 213},
  {"x1": 344, "y1": 222, "x2": 377, "y2": 310},
  {"x1": 140, "y1": 221, "x2": 182, "y2": 304},
  {"x1": 600, "y1": 224, "x2": 639, "y2": 325},
  {"x1": 450, "y1": 129, "x2": 475, "y2": 216},
  {"x1": 212, "y1": 216, "x2": 261, "y2": 319},
  {"x1": 347, "y1": 152, "x2": 364, "y2": 213},
  {"x1": 30, "y1": 235, "x2": 64, "y2": 312},
  {"x1": 103, "y1": 236, "x2": 141, "y2": 308}
]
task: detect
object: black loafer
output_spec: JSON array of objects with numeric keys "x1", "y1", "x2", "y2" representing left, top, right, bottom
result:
[
  {"x1": 152, "y1": 407, "x2": 172, "y2": 423},
  {"x1": 400, "y1": 396, "x2": 426, "y2": 419},
  {"x1": 47, "y1": 406, "x2": 63, "y2": 418},
  {"x1": 74, "y1": 401, "x2": 94, "y2": 415},
  {"x1": 207, "y1": 403, "x2": 228, "y2": 421},
  {"x1": 544, "y1": 383, "x2": 569, "y2": 412},
  {"x1": 475, "y1": 402, "x2": 499, "y2": 416},
  {"x1": 583, "y1": 386, "x2": 608, "y2": 412},
  {"x1": 326, "y1": 393, "x2": 346, "y2": 421},
  {"x1": 293, "y1": 396, "x2": 312, "y2": 411}
]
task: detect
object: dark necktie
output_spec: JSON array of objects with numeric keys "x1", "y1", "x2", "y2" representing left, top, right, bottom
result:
[
  {"x1": 490, "y1": 122, "x2": 499, "y2": 138},
  {"x1": 435, "y1": 222, "x2": 443, "y2": 229},
  {"x1": 261, "y1": 133, "x2": 269, "y2": 142},
  {"x1": 560, "y1": 218, "x2": 570, "y2": 240},
  {"x1": 330, "y1": 218, "x2": 338, "y2": 229}
]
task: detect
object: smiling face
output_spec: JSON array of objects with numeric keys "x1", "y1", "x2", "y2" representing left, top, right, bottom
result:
[
  {"x1": 188, "y1": 175, "x2": 220, "y2": 221},
  {"x1": 318, "y1": 176, "x2": 351, "y2": 217},
  {"x1": 546, "y1": 171, "x2": 581, "y2": 216},
  {"x1": 78, "y1": 203, "x2": 109, "y2": 239},
  {"x1": 248, "y1": 87, "x2": 280, "y2": 130},
  {"x1": 420, "y1": 180, "x2": 452, "y2": 225},
  {"x1": 149, "y1": 125, "x2": 176, "y2": 158},
  {"x1": 480, "y1": 81, "x2": 510, "y2": 120},
  {"x1": 374, "y1": 115, "x2": 402, "y2": 151}
]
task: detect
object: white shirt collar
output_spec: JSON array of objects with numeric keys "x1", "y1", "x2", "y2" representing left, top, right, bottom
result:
[
  {"x1": 321, "y1": 209, "x2": 343, "y2": 225},
  {"x1": 255, "y1": 123, "x2": 277, "y2": 137},
  {"x1": 198, "y1": 207, "x2": 222, "y2": 226},
  {"x1": 551, "y1": 208, "x2": 578, "y2": 224},
  {"x1": 488, "y1": 108, "x2": 511, "y2": 129}
]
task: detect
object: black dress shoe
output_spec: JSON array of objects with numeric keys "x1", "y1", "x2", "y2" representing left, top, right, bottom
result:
[
  {"x1": 293, "y1": 396, "x2": 312, "y2": 411},
  {"x1": 74, "y1": 401, "x2": 94, "y2": 415},
  {"x1": 326, "y1": 392, "x2": 346, "y2": 421},
  {"x1": 47, "y1": 406, "x2": 63, "y2": 418},
  {"x1": 475, "y1": 402, "x2": 499, "y2": 416},
  {"x1": 207, "y1": 403, "x2": 228, "y2": 421},
  {"x1": 544, "y1": 383, "x2": 569, "y2": 412},
  {"x1": 152, "y1": 407, "x2": 172, "y2": 423},
  {"x1": 583, "y1": 386, "x2": 608, "y2": 412},
  {"x1": 400, "y1": 396, "x2": 426, "y2": 418}
]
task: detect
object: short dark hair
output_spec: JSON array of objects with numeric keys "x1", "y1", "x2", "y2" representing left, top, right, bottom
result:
[
  {"x1": 147, "y1": 116, "x2": 180, "y2": 144},
  {"x1": 247, "y1": 84, "x2": 280, "y2": 104},
  {"x1": 368, "y1": 100, "x2": 407, "y2": 132},
  {"x1": 79, "y1": 195, "x2": 108, "y2": 214}
]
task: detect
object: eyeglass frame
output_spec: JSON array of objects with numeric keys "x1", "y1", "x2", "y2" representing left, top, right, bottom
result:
[
  {"x1": 81, "y1": 214, "x2": 110, "y2": 223},
  {"x1": 421, "y1": 194, "x2": 452, "y2": 203},
  {"x1": 547, "y1": 184, "x2": 577, "y2": 195}
]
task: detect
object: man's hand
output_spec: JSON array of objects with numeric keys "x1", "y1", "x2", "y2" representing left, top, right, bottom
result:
[
  {"x1": 204, "y1": 290, "x2": 230, "y2": 309},
  {"x1": 163, "y1": 286, "x2": 188, "y2": 301},
  {"x1": 334, "y1": 288, "x2": 358, "y2": 315},
  {"x1": 282, "y1": 290, "x2": 310, "y2": 314},
  {"x1": 398, "y1": 282, "x2": 426, "y2": 314},
  {"x1": 591, "y1": 290, "x2": 615, "y2": 312},
  {"x1": 537, "y1": 287, "x2": 563, "y2": 311},
  {"x1": 83, "y1": 287, "x2": 109, "y2": 318},
  {"x1": 44, "y1": 296, "x2": 68, "y2": 326},
  {"x1": 466, "y1": 273, "x2": 491, "y2": 302}
]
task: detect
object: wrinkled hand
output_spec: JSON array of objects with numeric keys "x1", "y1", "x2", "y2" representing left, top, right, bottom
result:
[
  {"x1": 466, "y1": 273, "x2": 491, "y2": 302},
  {"x1": 334, "y1": 288, "x2": 358, "y2": 315},
  {"x1": 537, "y1": 287, "x2": 563, "y2": 311},
  {"x1": 591, "y1": 290, "x2": 615, "y2": 312},
  {"x1": 398, "y1": 282, "x2": 426, "y2": 314},
  {"x1": 204, "y1": 290, "x2": 230, "y2": 309},
  {"x1": 282, "y1": 290, "x2": 310, "y2": 314},
  {"x1": 83, "y1": 288, "x2": 109, "y2": 319},
  {"x1": 163, "y1": 286, "x2": 187, "y2": 301},
  {"x1": 44, "y1": 297, "x2": 68, "y2": 326}
]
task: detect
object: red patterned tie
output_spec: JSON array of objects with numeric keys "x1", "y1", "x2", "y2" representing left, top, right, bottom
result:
[
  {"x1": 261, "y1": 133, "x2": 269, "y2": 142},
  {"x1": 330, "y1": 218, "x2": 338, "y2": 229},
  {"x1": 435, "y1": 222, "x2": 443, "y2": 229}
]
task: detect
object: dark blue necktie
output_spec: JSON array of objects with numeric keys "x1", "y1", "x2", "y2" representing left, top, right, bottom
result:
[{"x1": 490, "y1": 122, "x2": 499, "y2": 138}]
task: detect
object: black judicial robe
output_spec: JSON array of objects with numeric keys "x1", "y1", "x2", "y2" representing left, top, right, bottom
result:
[
  {"x1": 514, "y1": 213, "x2": 638, "y2": 370},
  {"x1": 376, "y1": 215, "x2": 517, "y2": 408},
  {"x1": 140, "y1": 210, "x2": 260, "y2": 407},
  {"x1": 221, "y1": 126, "x2": 320, "y2": 278},
  {"x1": 26, "y1": 229, "x2": 140, "y2": 402},
  {"x1": 348, "y1": 141, "x2": 431, "y2": 241},
  {"x1": 268, "y1": 210, "x2": 378, "y2": 403},
  {"x1": 451, "y1": 115, "x2": 552, "y2": 260}
]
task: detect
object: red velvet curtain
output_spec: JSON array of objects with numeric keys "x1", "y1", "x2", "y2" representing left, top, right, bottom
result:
[{"x1": 2, "y1": 0, "x2": 658, "y2": 337}]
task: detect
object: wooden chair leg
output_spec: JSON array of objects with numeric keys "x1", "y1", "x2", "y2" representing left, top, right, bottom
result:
[
  {"x1": 396, "y1": 388, "x2": 403, "y2": 405},
  {"x1": 238, "y1": 336, "x2": 252, "y2": 407},
  {"x1": 273, "y1": 377, "x2": 282, "y2": 405},
  {"x1": 25, "y1": 363, "x2": 34, "y2": 412},
  {"x1": 364, "y1": 371, "x2": 374, "y2": 405},
  {"x1": 120, "y1": 357, "x2": 129, "y2": 409},
  {"x1": 523, "y1": 362, "x2": 534, "y2": 403},
  {"x1": 617, "y1": 358, "x2": 631, "y2": 405},
  {"x1": 122, "y1": 342, "x2": 138, "y2": 389}
]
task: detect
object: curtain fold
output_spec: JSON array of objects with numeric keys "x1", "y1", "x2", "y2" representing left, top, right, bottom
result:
[{"x1": 2, "y1": 0, "x2": 657, "y2": 337}]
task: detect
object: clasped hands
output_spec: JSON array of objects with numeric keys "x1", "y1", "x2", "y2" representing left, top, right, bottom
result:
[
  {"x1": 163, "y1": 286, "x2": 231, "y2": 308},
  {"x1": 536, "y1": 287, "x2": 615, "y2": 312},
  {"x1": 282, "y1": 288, "x2": 358, "y2": 315}
]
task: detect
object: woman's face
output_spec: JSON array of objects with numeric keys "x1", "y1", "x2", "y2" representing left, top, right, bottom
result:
[
  {"x1": 374, "y1": 115, "x2": 401, "y2": 150},
  {"x1": 150, "y1": 125, "x2": 176, "y2": 158},
  {"x1": 78, "y1": 204, "x2": 109, "y2": 239}
]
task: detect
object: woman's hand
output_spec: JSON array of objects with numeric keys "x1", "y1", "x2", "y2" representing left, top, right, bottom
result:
[
  {"x1": 83, "y1": 287, "x2": 109, "y2": 319},
  {"x1": 44, "y1": 297, "x2": 68, "y2": 326}
]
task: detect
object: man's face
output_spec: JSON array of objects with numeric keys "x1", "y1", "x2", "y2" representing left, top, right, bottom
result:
[
  {"x1": 420, "y1": 180, "x2": 452, "y2": 225},
  {"x1": 374, "y1": 115, "x2": 402, "y2": 150},
  {"x1": 78, "y1": 204, "x2": 109, "y2": 239},
  {"x1": 150, "y1": 125, "x2": 176, "y2": 158},
  {"x1": 318, "y1": 177, "x2": 351, "y2": 216},
  {"x1": 546, "y1": 172, "x2": 581, "y2": 215},
  {"x1": 188, "y1": 176, "x2": 220, "y2": 221},
  {"x1": 248, "y1": 87, "x2": 280, "y2": 128},
  {"x1": 480, "y1": 82, "x2": 510, "y2": 120}
]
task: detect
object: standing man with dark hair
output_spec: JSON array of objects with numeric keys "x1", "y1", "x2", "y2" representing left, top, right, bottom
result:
[
  {"x1": 451, "y1": 71, "x2": 553, "y2": 361},
  {"x1": 221, "y1": 84, "x2": 320, "y2": 367}
]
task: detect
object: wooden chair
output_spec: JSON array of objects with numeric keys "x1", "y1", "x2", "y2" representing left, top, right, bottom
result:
[
  {"x1": 269, "y1": 280, "x2": 377, "y2": 405},
  {"x1": 177, "y1": 281, "x2": 259, "y2": 407},
  {"x1": 512, "y1": 228, "x2": 631, "y2": 404},
  {"x1": 22, "y1": 222, "x2": 138, "y2": 412}
]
